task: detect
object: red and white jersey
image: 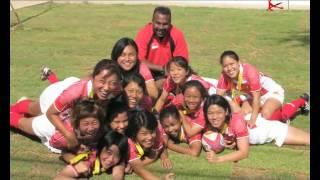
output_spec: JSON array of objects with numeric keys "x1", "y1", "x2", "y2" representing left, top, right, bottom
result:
[
  {"x1": 128, "y1": 124, "x2": 164, "y2": 162},
  {"x1": 185, "y1": 104, "x2": 206, "y2": 129},
  {"x1": 54, "y1": 79, "x2": 93, "y2": 112},
  {"x1": 139, "y1": 62, "x2": 154, "y2": 82},
  {"x1": 224, "y1": 112, "x2": 249, "y2": 140},
  {"x1": 217, "y1": 63, "x2": 280, "y2": 96},
  {"x1": 49, "y1": 109, "x2": 74, "y2": 149}
]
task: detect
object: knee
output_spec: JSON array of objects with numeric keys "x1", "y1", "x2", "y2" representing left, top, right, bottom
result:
[{"x1": 261, "y1": 109, "x2": 273, "y2": 119}]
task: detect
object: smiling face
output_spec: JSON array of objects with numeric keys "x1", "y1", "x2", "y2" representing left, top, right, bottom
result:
[
  {"x1": 110, "y1": 112, "x2": 128, "y2": 134},
  {"x1": 152, "y1": 12, "x2": 171, "y2": 39},
  {"x1": 124, "y1": 81, "x2": 144, "y2": 109},
  {"x1": 99, "y1": 145, "x2": 121, "y2": 170},
  {"x1": 206, "y1": 104, "x2": 228, "y2": 130},
  {"x1": 161, "y1": 115, "x2": 181, "y2": 139},
  {"x1": 136, "y1": 127, "x2": 156, "y2": 149},
  {"x1": 169, "y1": 62, "x2": 189, "y2": 85},
  {"x1": 184, "y1": 86, "x2": 203, "y2": 111},
  {"x1": 78, "y1": 117, "x2": 100, "y2": 138},
  {"x1": 92, "y1": 70, "x2": 122, "y2": 101},
  {"x1": 117, "y1": 45, "x2": 137, "y2": 71},
  {"x1": 221, "y1": 56, "x2": 240, "y2": 80}
]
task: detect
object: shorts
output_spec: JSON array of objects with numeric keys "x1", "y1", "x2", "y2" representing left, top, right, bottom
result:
[
  {"x1": 259, "y1": 76, "x2": 284, "y2": 105},
  {"x1": 245, "y1": 114, "x2": 288, "y2": 147},
  {"x1": 31, "y1": 114, "x2": 62, "y2": 153},
  {"x1": 39, "y1": 77, "x2": 80, "y2": 113}
]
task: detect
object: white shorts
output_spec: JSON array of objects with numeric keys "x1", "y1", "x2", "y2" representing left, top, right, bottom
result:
[
  {"x1": 245, "y1": 114, "x2": 288, "y2": 147},
  {"x1": 39, "y1": 77, "x2": 79, "y2": 113},
  {"x1": 201, "y1": 77, "x2": 218, "y2": 95},
  {"x1": 259, "y1": 76, "x2": 285, "y2": 105},
  {"x1": 31, "y1": 114, "x2": 61, "y2": 153}
]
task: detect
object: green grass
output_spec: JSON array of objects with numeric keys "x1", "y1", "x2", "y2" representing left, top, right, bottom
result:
[{"x1": 10, "y1": 3, "x2": 310, "y2": 179}]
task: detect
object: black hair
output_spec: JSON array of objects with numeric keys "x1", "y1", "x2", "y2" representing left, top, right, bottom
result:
[
  {"x1": 152, "y1": 6, "x2": 171, "y2": 20},
  {"x1": 219, "y1": 50, "x2": 240, "y2": 64},
  {"x1": 110, "y1": 37, "x2": 140, "y2": 78},
  {"x1": 71, "y1": 98, "x2": 105, "y2": 131},
  {"x1": 166, "y1": 56, "x2": 195, "y2": 77},
  {"x1": 182, "y1": 80, "x2": 208, "y2": 99},
  {"x1": 96, "y1": 130, "x2": 129, "y2": 164},
  {"x1": 122, "y1": 73, "x2": 148, "y2": 96},
  {"x1": 104, "y1": 99, "x2": 129, "y2": 131},
  {"x1": 203, "y1": 94, "x2": 232, "y2": 128},
  {"x1": 159, "y1": 105, "x2": 180, "y2": 123},
  {"x1": 126, "y1": 109, "x2": 158, "y2": 141},
  {"x1": 92, "y1": 59, "x2": 122, "y2": 80}
]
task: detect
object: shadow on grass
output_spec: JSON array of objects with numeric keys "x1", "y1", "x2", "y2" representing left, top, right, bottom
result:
[
  {"x1": 278, "y1": 30, "x2": 309, "y2": 47},
  {"x1": 10, "y1": 128, "x2": 42, "y2": 143}
]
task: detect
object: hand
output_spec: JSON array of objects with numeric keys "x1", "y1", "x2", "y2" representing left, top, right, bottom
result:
[
  {"x1": 224, "y1": 140, "x2": 236, "y2": 149},
  {"x1": 65, "y1": 132, "x2": 79, "y2": 150},
  {"x1": 161, "y1": 157, "x2": 173, "y2": 170},
  {"x1": 125, "y1": 163, "x2": 133, "y2": 174},
  {"x1": 164, "y1": 173, "x2": 175, "y2": 180},
  {"x1": 74, "y1": 161, "x2": 89, "y2": 177},
  {"x1": 247, "y1": 119, "x2": 257, "y2": 129},
  {"x1": 206, "y1": 151, "x2": 220, "y2": 163}
]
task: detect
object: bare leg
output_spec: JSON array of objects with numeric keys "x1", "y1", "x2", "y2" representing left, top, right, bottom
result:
[
  {"x1": 18, "y1": 117, "x2": 36, "y2": 136},
  {"x1": 284, "y1": 126, "x2": 310, "y2": 145},
  {"x1": 27, "y1": 100, "x2": 42, "y2": 116},
  {"x1": 241, "y1": 101, "x2": 252, "y2": 114},
  {"x1": 260, "y1": 98, "x2": 282, "y2": 119}
]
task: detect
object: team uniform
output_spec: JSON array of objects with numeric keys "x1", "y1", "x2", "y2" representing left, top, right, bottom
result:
[
  {"x1": 163, "y1": 74, "x2": 217, "y2": 107},
  {"x1": 164, "y1": 125, "x2": 202, "y2": 146},
  {"x1": 207, "y1": 112, "x2": 249, "y2": 145},
  {"x1": 217, "y1": 63, "x2": 284, "y2": 105},
  {"x1": 183, "y1": 104, "x2": 206, "y2": 131},
  {"x1": 32, "y1": 78, "x2": 97, "y2": 153},
  {"x1": 66, "y1": 148, "x2": 113, "y2": 177},
  {"x1": 128, "y1": 124, "x2": 165, "y2": 162},
  {"x1": 245, "y1": 113, "x2": 288, "y2": 147},
  {"x1": 135, "y1": 23, "x2": 189, "y2": 67}
]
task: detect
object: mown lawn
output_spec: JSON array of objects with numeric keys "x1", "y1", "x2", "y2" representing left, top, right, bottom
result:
[{"x1": 10, "y1": 3, "x2": 309, "y2": 179}]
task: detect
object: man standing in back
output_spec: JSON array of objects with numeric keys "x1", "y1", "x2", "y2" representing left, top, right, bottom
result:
[{"x1": 135, "y1": 6, "x2": 189, "y2": 90}]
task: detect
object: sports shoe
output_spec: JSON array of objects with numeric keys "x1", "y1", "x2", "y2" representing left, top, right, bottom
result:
[
  {"x1": 299, "y1": 93, "x2": 310, "y2": 116},
  {"x1": 40, "y1": 66, "x2": 52, "y2": 81}
]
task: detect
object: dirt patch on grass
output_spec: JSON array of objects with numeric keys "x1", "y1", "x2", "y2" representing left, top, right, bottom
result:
[{"x1": 231, "y1": 164, "x2": 309, "y2": 180}]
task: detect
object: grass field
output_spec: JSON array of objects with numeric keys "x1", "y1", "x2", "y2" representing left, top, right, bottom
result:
[{"x1": 10, "y1": 3, "x2": 310, "y2": 179}]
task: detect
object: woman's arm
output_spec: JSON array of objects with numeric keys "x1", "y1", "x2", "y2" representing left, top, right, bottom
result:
[
  {"x1": 46, "y1": 104, "x2": 78, "y2": 149},
  {"x1": 154, "y1": 90, "x2": 169, "y2": 113},
  {"x1": 206, "y1": 137, "x2": 249, "y2": 163},
  {"x1": 159, "y1": 148, "x2": 173, "y2": 169},
  {"x1": 167, "y1": 139, "x2": 202, "y2": 157},
  {"x1": 248, "y1": 91, "x2": 260, "y2": 127},
  {"x1": 111, "y1": 162, "x2": 126, "y2": 180},
  {"x1": 180, "y1": 112, "x2": 203, "y2": 137},
  {"x1": 146, "y1": 80, "x2": 159, "y2": 101},
  {"x1": 216, "y1": 89, "x2": 227, "y2": 96}
]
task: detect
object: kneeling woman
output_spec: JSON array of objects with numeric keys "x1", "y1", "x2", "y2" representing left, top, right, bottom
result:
[{"x1": 203, "y1": 94, "x2": 249, "y2": 163}]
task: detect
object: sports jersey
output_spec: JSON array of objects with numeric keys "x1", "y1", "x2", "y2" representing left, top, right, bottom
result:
[
  {"x1": 184, "y1": 104, "x2": 206, "y2": 129},
  {"x1": 128, "y1": 124, "x2": 164, "y2": 162},
  {"x1": 164, "y1": 125, "x2": 201, "y2": 145},
  {"x1": 217, "y1": 63, "x2": 282, "y2": 97},
  {"x1": 139, "y1": 62, "x2": 154, "y2": 82},
  {"x1": 163, "y1": 74, "x2": 216, "y2": 107},
  {"x1": 135, "y1": 23, "x2": 189, "y2": 67},
  {"x1": 54, "y1": 79, "x2": 93, "y2": 112},
  {"x1": 222, "y1": 112, "x2": 249, "y2": 142}
]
